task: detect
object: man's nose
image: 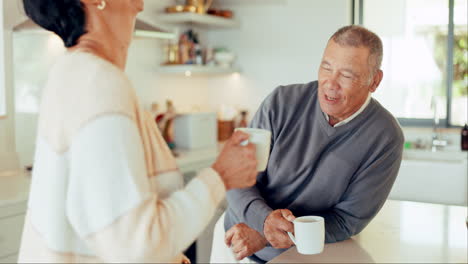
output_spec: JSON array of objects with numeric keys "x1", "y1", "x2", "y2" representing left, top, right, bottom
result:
[{"x1": 325, "y1": 73, "x2": 340, "y2": 90}]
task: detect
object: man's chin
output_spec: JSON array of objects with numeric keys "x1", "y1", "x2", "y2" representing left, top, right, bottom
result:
[
  {"x1": 319, "y1": 101, "x2": 338, "y2": 116},
  {"x1": 322, "y1": 108, "x2": 341, "y2": 119}
]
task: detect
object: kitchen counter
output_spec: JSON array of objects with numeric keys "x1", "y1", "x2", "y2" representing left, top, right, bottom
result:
[
  {"x1": 0, "y1": 146, "x2": 221, "y2": 263},
  {"x1": 0, "y1": 145, "x2": 221, "y2": 207},
  {"x1": 403, "y1": 149, "x2": 468, "y2": 162},
  {"x1": 269, "y1": 200, "x2": 467, "y2": 263},
  {"x1": 174, "y1": 146, "x2": 219, "y2": 174},
  {"x1": 0, "y1": 170, "x2": 30, "y2": 208}
]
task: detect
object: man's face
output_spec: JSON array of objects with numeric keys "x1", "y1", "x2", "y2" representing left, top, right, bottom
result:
[{"x1": 318, "y1": 39, "x2": 376, "y2": 124}]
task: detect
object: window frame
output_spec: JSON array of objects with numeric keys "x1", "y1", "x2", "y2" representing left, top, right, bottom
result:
[
  {"x1": 353, "y1": 0, "x2": 462, "y2": 128},
  {"x1": 0, "y1": 0, "x2": 6, "y2": 119}
]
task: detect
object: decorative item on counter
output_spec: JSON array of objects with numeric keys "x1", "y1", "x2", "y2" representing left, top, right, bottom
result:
[
  {"x1": 217, "y1": 104, "x2": 237, "y2": 141},
  {"x1": 218, "y1": 120, "x2": 234, "y2": 141},
  {"x1": 403, "y1": 141, "x2": 412, "y2": 150},
  {"x1": 461, "y1": 123, "x2": 468, "y2": 151},
  {"x1": 237, "y1": 110, "x2": 248, "y2": 128},
  {"x1": 150, "y1": 102, "x2": 160, "y2": 121},
  {"x1": 413, "y1": 138, "x2": 426, "y2": 149},
  {"x1": 156, "y1": 100, "x2": 177, "y2": 149}
]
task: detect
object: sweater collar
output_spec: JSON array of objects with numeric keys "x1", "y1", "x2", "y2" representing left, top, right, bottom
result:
[
  {"x1": 323, "y1": 93, "x2": 372, "y2": 127},
  {"x1": 317, "y1": 94, "x2": 376, "y2": 137}
]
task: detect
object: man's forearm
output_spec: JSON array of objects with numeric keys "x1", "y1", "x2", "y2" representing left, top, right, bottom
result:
[
  {"x1": 311, "y1": 209, "x2": 357, "y2": 243},
  {"x1": 226, "y1": 187, "x2": 273, "y2": 234}
]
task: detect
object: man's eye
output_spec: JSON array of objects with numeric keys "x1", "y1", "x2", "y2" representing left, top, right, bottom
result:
[
  {"x1": 342, "y1": 74, "x2": 352, "y2": 79},
  {"x1": 322, "y1": 66, "x2": 331, "y2": 71}
]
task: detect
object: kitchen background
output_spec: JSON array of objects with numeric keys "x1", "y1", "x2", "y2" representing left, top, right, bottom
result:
[{"x1": 0, "y1": 0, "x2": 467, "y2": 263}]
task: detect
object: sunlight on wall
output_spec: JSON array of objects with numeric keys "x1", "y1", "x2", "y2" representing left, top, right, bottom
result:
[
  {"x1": 14, "y1": 32, "x2": 65, "y2": 167},
  {"x1": 14, "y1": 33, "x2": 65, "y2": 114}
]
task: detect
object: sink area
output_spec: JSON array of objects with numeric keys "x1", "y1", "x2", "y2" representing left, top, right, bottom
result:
[
  {"x1": 393, "y1": 149, "x2": 468, "y2": 206},
  {"x1": 403, "y1": 149, "x2": 468, "y2": 162}
]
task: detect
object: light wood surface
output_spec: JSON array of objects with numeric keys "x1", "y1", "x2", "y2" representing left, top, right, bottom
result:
[{"x1": 269, "y1": 200, "x2": 467, "y2": 263}]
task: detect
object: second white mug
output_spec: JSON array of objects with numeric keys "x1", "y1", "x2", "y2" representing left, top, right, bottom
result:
[
  {"x1": 287, "y1": 216, "x2": 325, "y2": 255},
  {"x1": 234, "y1": 128, "x2": 271, "y2": 171}
]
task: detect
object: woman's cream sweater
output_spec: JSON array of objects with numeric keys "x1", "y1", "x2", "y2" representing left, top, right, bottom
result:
[{"x1": 18, "y1": 52, "x2": 226, "y2": 263}]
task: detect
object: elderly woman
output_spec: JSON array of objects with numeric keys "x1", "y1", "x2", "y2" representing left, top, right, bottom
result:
[{"x1": 18, "y1": 0, "x2": 258, "y2": 263}]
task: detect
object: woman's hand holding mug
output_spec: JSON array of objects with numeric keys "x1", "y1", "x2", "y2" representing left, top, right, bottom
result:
[{"x1": 212, "y1": 131, "x2": 258, "y2": 190}]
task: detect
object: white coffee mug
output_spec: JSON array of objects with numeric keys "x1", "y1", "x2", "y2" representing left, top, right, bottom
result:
[
  {"x1": 234, "y1": 128, "x2": 271, "y2": 171},
  {"x1": 287, "y1": 216, "x2": 325, "y2": 255}
]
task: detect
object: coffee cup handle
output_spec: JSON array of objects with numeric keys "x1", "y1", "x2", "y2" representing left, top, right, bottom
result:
[
  {"x1": 287, "y1": 232, "x2": 296, "y2": 245},
  {"x1": 240, "y1": 139, "x2": 249, "y2": 146}
]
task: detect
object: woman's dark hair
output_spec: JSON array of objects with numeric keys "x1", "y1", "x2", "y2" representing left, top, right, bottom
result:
[{"x1": 22, "y1": 0, "x2": 87, "y2": 47}]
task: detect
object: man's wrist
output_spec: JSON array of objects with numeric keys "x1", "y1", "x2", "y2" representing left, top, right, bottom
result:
[{"x1": 255, "y1": 206, "x2": 273, "y2": 235}]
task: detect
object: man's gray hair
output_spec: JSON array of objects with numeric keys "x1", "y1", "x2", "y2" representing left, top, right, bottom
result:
[{"x1": 330, "y1": 25, "x2": 383, "y2": 75}]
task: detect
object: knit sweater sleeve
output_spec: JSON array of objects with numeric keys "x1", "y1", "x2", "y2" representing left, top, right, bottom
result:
[
  {"x1": 226, "y1": 88, "x2": 279, "y2": 234},
  {"x1": 66, "y1": 114, "x2": 226, "y2": 262},
  {"x1": 313, "y1": 136, "x2": 404, "y2": 242}
]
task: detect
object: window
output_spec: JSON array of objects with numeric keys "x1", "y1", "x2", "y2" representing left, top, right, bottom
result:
[
  {"x1": 359, "y1": 0, "x2": 467, "y2": 127},
  {"x1": 450, "y1": 0, "x2": 467, "y2": 126}
]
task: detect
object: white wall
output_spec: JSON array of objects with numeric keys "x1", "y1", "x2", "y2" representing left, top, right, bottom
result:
[
  {"x1": 126, "y1": 37, "x2": 212, "y2": 112},
  {"x1": 202, "y1": 0, "x2": 352, "y2": 117},
  {"x1": 8, "y1": 0, "x2": 176, "y2": 168},
  {"x1": 11, "y1": 33, "x2": 173, "y2": 168},
  {"x1": 13, "y1": 33, "x2": 65, "y2": 168},
  {"x1": 0, "y1": 0, "x2": 22, "y2": 171},
  {"x1": 6, "y1": 0, "x2": 352, "y2": 169}
]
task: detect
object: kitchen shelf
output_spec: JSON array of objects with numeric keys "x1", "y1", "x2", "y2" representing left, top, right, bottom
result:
[
  {"x1": 157, "y1": 13, "x2": 240, "y2": 28},
  {"x1": 157, "y1": 65, "x2": 240, "y2": 75}
]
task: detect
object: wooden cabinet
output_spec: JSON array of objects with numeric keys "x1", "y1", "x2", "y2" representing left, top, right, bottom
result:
[
  {"x1": 0, "y1": 253, "x2": 18, "y2": 264},
  {"x1": 0, "y1": 201, "x2": 27, "y2": 263},
  {"x1": 0, "y1": 171, "x2": 30, "y2": 263}
]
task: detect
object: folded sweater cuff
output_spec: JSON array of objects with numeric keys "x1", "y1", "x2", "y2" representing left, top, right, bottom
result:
[{"x1": 197, "y1": 167, "x2": 227, "y2": 208}]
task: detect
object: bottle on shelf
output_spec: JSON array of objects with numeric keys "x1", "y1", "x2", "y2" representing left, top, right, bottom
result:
[{"x1": 164, "y1": 40, "x2": 180, "y2": 65}]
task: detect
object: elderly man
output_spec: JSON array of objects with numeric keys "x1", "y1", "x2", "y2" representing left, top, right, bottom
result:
[{"x1": 212, "y1": 25, "x2": 404, "y2": 263}]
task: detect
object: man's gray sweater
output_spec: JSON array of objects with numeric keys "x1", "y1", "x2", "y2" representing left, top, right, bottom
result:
[{"x1": 225, "y1": 81, "x2": 404, "y2": 262}]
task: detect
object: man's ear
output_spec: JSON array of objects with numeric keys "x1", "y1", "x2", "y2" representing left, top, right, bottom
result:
[{"x1": 369, "y1": 70, "x2": 383, "y2": 93}]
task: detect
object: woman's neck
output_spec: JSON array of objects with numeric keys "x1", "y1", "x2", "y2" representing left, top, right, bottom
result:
[
  {"x1": 69, "y1": 14, "x2": 131, "y2": 70},
  {"x1": 72, "y1": 35, "x2": 128, "y2": 70}
]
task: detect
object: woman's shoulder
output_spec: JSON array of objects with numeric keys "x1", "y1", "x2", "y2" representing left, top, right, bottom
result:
[
  {"x1": 51, "y1": 51, "x2": 131, "y2": 90},
  {"x1": 47, "y1": 51, "x2": 135, "y2": 105},
  {"x1": 39, "y1": 52, "x2": 138, "y2": 145}
]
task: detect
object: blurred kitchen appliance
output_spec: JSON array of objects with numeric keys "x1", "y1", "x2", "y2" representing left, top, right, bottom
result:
[{"x1": 174, "y1": 112, "x2": 217, "y2": 149}]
